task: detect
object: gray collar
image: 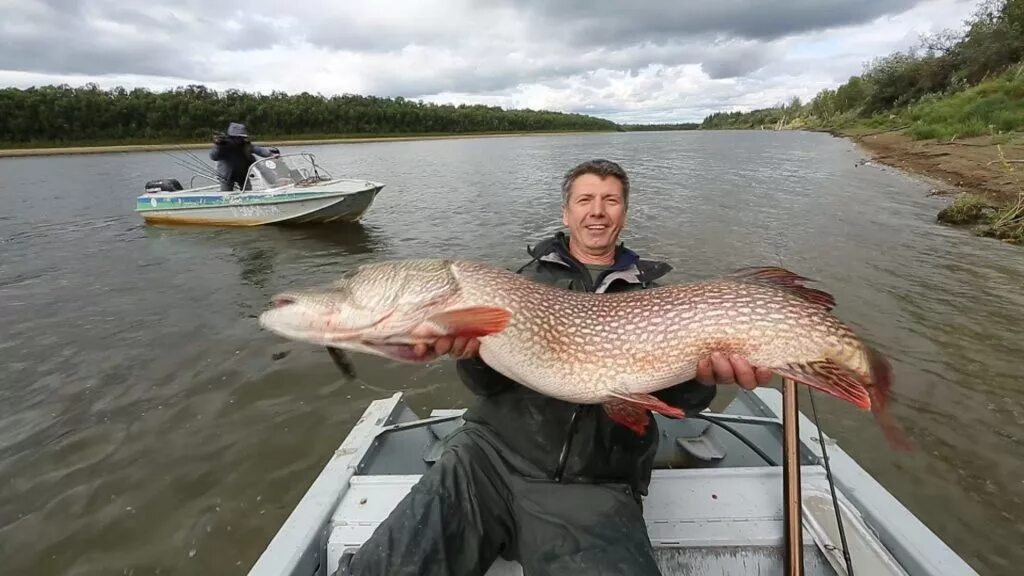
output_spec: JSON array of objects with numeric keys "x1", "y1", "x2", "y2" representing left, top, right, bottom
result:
[{"x1": 539, "y1": 253, "x2": 642, "y2": 293}]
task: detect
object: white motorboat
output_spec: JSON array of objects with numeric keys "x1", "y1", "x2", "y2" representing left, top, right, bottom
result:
[{"x1": 135, "y1": 153, "x2": 384, "y2": 226}]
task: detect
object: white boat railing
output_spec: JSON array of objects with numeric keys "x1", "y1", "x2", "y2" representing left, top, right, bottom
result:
[{"x1": 243, "y1": 153, "x2": 333, "y2": 193}]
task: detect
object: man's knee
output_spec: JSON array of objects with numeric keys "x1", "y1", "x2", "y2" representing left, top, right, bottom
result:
[
  {"x1": 346, "y1": 436, "x2": 513, "y2": 575},
  {"x1": 513, "y1": 482, "x2": 659, "y2": 575}
]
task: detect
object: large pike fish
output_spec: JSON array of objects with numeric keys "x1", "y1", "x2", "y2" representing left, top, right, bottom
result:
[{"x1": 259, "y1": 259, "x2": 909, "y2": 449}]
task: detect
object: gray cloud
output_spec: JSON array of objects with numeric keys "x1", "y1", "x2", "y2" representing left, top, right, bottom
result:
[
  {"x1": 359, "y1": 38, "x2": 781, "y2": 98},
  {"x1": 0, "y1": 0, "x2": 930, "y2": 84},
  {"x1": 505, "y1": 0, "x2": 926, "y2": 47},
  {"x1": 0, "y1": 0, "x2": 977, "y2": 123},
  {"x1": 700, "y1": 44, "x2": 777, "y2": 79},
  {"x1": 0, "y1": 15, "x2": 200, "y2": 78},
  {"x1": 292, "y1": 0, "x2": 925, "y2": 92},
  {"x1": 0, "y1": 0, "x2": 292, "y2": 79}
]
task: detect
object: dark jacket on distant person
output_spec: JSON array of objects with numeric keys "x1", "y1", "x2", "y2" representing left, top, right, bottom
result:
[{"x1": 209, "y1": 122, "x2": 278, "y2": 191}]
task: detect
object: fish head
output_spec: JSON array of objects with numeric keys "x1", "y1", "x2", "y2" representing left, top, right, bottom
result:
[{"x1": 259, "y1": 259, "x2": 511, "y2": 363}]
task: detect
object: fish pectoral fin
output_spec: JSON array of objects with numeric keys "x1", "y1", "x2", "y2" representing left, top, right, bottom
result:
[
  {"x1": 425, "y1": 306, "x2": 512, "y2": 337},
  {"x1": 607, "y1": 391, "x2": 687, "y2": 420},
  {"x1": 326, "y1": 347, "x2": 358, "y2": 379},
  {"x1": 604, "y1": 391, "x2": 688, "y2": 436},
  {"x1": 603, "y1": 401, "x2": 652, "y2": 436},
  {"x1": 772, "y1": 361, "x2": 871, "y2": 410}
]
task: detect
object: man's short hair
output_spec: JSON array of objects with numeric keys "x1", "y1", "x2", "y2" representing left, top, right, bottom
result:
[{"x1": 561, "y1": 159, "x2": 630, "y2": 208}]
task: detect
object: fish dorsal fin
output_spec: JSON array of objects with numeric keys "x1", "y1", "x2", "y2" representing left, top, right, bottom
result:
[{"x1": 728, "y1": 266, "x2": 836, "y2": 310}]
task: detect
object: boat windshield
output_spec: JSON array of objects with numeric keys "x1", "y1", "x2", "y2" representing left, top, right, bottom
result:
[{"x1": 243, "y1": 153, "x2": 332, "y2": 192}]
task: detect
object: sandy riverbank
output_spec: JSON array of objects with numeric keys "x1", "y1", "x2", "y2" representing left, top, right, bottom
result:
[
  {"x1": 847, "y1": 129, "x2": 1023, "y2": 244},
  {"x1": 847, "y1": 130, "x2": 1023, "y2": 203},
  {"x1": 0, "y1": 130, "x2": 605, "y2": 158}
]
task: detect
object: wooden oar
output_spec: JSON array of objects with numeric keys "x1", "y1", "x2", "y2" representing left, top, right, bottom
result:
[{"x1": 783, "y1": 377, "x2": 805, "y2": 576}]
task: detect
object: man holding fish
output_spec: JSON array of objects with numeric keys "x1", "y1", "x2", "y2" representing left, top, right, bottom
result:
[
  {"x1": 336, "y1": 159, "x2": 774, "y2": 575},
  {"x1": 262, "y1": 155, "x2": 905, "y2": 574}
]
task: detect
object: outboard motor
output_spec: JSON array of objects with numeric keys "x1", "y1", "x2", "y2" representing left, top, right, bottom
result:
[{"x1": 145, "y1": 179, "x2": 184, "y2": 193}]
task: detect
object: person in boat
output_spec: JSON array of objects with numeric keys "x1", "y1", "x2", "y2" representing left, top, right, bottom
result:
[
  {"x1": 209, "y1": 122, "x2": 280, "y2": 191},
  {"x1": 341, "y1": 159, "x2": 773, "y2": 576}
]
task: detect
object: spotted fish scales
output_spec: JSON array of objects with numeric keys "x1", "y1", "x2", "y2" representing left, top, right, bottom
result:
[{"x1": 258, "y1": 258, "x2": 909, "y2": 448}]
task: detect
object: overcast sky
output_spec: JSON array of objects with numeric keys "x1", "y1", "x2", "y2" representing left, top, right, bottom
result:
[{"x1": 0, "y1": 0, "x2": 982, "y2": 123}]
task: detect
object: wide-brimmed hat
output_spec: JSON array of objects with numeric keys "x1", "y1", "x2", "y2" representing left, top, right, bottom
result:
[{"x1": 226, "y1": 122, "x2": 248, "y2": 137}]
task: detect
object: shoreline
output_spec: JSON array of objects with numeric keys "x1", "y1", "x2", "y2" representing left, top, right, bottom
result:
[
  {"x1": 839, "y1": 128, "x2": 1023, "y2": 244},
  {"x1": 841, "y1": 129, "x2": 1023, "y2": 203},
  {"x1": 0, "y1": 130, "x2": 611, "y2": 158}
]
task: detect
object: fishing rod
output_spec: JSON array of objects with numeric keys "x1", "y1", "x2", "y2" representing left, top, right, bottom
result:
[
  {"x1": 160, "y1": 148, "x2": 217, "y2": 179},
  {"x1": 178, "y1": 150, "x2": 217, "y2": 176},
  {"x1": 176, "y1": 144, "x2": 215, "y2": 173},
  {"x1": 159, "y1": 147, "x2": 203, "y2": 171},
  {"x1": 809, "y1": 389, "x2": 855, "y2": 575},
  {"x1": 160, "y1": 151, "x2": 202, "y2": 175}
]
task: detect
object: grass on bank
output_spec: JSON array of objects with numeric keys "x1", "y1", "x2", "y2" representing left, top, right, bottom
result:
[
  {"x1": 938, "y1": 192, "x2": 1024, "y2": 243},
  {"x1": 937, "y1": 194, "x2": 992, "y2": 224},
  {"x1": 905, "y1": 66, "x2": 1024, "y2": 141},
  {"x1": 937, "y1": 143, "x2": 1024, "y2": 244},
  {"x1": 797, "y1": 66, "x2": 1024, "y2": 144}
]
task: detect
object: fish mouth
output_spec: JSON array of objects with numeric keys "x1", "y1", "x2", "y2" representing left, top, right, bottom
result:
[
  {"x1": 355, "y1": 340, "x2": 440, "y2": 363},
  {"x1": 271, "y1": 295, "x2": 297, "y2": 308},
  {"x1": 319, "y1": 338, "x2": 440, "y2": 364},
  {"x1": 259, "y1": 299, "x2": 439, "y2": 363},
  {"x1": 264, "y1": 292, "x2": 396, "y2": 339}
]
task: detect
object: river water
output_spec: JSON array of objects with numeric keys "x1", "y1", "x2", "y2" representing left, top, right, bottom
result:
[{"x1": 0, "y1": 131, "x2": 1021, "y2": 575}]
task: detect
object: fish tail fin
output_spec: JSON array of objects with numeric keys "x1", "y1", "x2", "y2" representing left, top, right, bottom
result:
[
  {"x1": 865, "y1": 345, "x2": 914, "y2": 452},
  {"x1": 773, "y1": 347, "x2": 912, "y2": 451},
  {"x1": 729, "y1": 266, "x2": 836, "y2": 310}
]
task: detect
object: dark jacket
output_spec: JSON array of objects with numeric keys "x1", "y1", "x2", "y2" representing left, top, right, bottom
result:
[
  {"x1": 209, "y1": 138, "x2": 277, "y2": 187},
  {"x1": 457, "y1": 232, "x2": 716, "y2": 498}
]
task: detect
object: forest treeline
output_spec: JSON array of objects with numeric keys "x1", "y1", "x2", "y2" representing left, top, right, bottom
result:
[
  {"x1": 620, "y1": 123, "x2": 700, "y2": 131},
  {"x1": 0, "y1": 86, "x2": 618, "y2": 146},
  {"x1": 701, "y1": 0, "x2": 1024, "y2": 140}
]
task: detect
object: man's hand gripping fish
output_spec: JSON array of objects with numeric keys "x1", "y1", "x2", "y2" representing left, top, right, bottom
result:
[{"x1": 259, "y1": 259, "x2": 910, "y2": 449}]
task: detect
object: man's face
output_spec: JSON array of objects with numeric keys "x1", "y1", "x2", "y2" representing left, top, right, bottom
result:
[{"x1": 562, "y1": 173, "x2": 627, "y2": 257}]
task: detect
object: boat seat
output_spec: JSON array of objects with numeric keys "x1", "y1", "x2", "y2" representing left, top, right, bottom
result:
[
  {"x1": 421, "y1": 410, "x2": 465, "y2": 464},
  {"x1": 654, "y1": 417, "x2": 729, "y2": 468},
  {"x1": 418, "y1": 411, "x2": 730, "y2": 470}
]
